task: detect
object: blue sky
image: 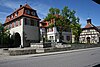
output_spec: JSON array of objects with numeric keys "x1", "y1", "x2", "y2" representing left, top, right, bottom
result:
[{"x1": 0, "y1": 0, "x2": 100, "y2": 27}]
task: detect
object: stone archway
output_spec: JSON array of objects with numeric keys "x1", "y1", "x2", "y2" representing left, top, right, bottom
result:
[
  {"x1": 14, "y1": 32, "x2": 21, "y2": 47},
  {"x1": 10, "y1": 32, "x2": 21, "y2": 48},
  {"x1": 87, "y1": 37, "x2": 90, "y2": 43}
]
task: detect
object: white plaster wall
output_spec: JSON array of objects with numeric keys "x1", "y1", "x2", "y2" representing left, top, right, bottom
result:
[
  {"x1": 9, "y1": 17, "x2": 40, "y2": 47},
  {"x1": 9, "y1": 18, "x2": 23, "y2": 46},
  {"x1": 47, "y1": 27, "x2": 72, "y2": 43}
]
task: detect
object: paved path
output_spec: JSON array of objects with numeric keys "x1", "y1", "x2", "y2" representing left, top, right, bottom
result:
[{"x1": 0, "y1": 47, "x2": 100, "y2": 67}]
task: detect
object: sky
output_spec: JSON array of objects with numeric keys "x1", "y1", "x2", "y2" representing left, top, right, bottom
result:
[{"x1": 0, "y1": 0, "x2": 100, "y2": 27}]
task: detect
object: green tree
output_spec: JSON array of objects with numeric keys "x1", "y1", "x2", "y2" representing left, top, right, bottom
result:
[
  {"x1": 0, "y1": 22, "x2": 11, "y2": 47},
  {"x1": 44, "y1": 6, "x2": 82, "y2": 43}
]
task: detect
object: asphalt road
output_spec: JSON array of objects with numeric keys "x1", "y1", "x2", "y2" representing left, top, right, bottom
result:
[{"x1": 0, "y1": 47, "x2": 100, "y2": 67}]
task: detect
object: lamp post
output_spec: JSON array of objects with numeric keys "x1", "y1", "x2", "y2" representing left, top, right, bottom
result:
[
  {"x1": 54, "y1": 19, "x2": 57, "y2": 42},
  {"x1": 42, "y1": 28, "x2": 45, "y2": 47}
]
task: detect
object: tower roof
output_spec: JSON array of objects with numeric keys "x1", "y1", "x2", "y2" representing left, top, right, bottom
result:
[
  {"x1": 84, "y1": 19, "x2": 94, "y2": 28},
  {"x1": 4, "y1": 4, "x2": 40, "y2": 25}
]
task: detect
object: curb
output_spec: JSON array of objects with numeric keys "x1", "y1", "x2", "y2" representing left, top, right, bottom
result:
[
  {"x1": 9, "y1": 47, "x2": 100, "y2": 58},
  {"x1": 0, "y1": 47, "x2": 100, "y2": 61},
  {"x1": 29, "y1": 47, "x2": 100, "y2": 57}
]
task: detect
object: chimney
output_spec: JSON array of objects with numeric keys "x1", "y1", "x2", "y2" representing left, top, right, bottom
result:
[
  {"x1": 87, "y1": 18, "x2": 91, "y2": 24},
  {"x1": 20, "y1": 5, "x2": 22, "y2": 7}
]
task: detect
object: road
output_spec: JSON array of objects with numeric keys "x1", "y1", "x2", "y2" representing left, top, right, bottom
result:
[{"x1": 0, "y1": 47, "x2": 100, "y2": 67}]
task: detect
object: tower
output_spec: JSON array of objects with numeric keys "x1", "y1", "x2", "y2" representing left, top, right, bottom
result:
[{"x1": 4, "y1": 4, "x2": 41, "y2": 47}]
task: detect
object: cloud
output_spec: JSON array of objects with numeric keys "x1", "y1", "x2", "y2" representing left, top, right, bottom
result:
[
  {"x1": 0, "y1": 12, "x2": 10, "y2": 23},
  {"x1": 0, "y1": 0, "x2": 50, "y2": 22},
  {"x1": 30, "y1": 2, "x2": 50, "y2": 20}
]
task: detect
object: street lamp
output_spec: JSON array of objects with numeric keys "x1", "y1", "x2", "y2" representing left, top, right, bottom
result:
[{"x1": 42, "y1": 28, "x2": 45, "y2": 47}]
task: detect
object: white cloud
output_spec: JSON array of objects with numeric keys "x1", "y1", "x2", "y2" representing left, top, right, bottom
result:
[
  {"x1": 0, "y1": 0, "x2": 50, "y2": 21},
  {"x1": 0, "y1": 12, "x2": 10, "y2": 23},
  {"x1": 30, "y1": 2, "x2": 50, "y2": 19}
]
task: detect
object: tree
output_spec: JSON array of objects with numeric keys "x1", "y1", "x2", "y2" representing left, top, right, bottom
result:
[
  {"x1": 0, "y1": 22, "x2": 11, "y2": 47},
  {"x1": 44, "y1": 6, "x2": 82, "y2": 43}
]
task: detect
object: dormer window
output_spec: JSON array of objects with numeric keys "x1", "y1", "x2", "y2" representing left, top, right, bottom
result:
[
  {"x1": 8, "y1": 16, "x2": 10, "y2": 20},
  {"x1": 15, "y1": 12, "x2": 18, "y2": 17},
  {"x1": 12, "y1": 15, "x2": 14, "y2": 19},
  {"x1": 31, "y1": 11, "x2": 35, "y2": 16},
  {"x1": 26, "y1": 10, "x2": 30, "y2": 14}
]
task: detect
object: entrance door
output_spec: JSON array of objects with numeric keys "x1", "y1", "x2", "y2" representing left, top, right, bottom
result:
[
  {"x1": 14, "y1": 33, "x2": 21, "y2": 47},
  {"x1": 87, "y1": 37, "x2": 90, "y2": 43}
]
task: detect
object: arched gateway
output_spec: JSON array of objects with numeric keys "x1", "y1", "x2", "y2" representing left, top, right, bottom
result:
[{"x1": 14, "y1": 33, "x2": 21, "y2": 47}]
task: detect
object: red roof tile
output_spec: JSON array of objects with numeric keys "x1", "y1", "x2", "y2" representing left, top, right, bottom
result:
[
  {"x1": 84, "y1": 23, "x2": 94, "y2": 28},
  {"x1": 4, "y1": 4, "x2": 40, "y2": 25}
]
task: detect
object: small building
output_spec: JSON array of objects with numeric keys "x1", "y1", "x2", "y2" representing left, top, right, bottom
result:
[
  {"x1": 4, "y1": 4, "x2": 41, "y2": 47},
  {"x1": 40, "y1": 14, "x2": 72, "y2": 43},
  {"x1": 79, "y1": 19, "x2": 100, "y2": 44}
]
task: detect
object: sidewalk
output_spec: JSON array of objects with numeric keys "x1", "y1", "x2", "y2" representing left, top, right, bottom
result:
[{"x1": 0, "y1": 47, "x2": 100, "y2": 61}]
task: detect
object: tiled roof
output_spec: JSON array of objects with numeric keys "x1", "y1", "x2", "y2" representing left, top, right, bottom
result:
[
  {"x1": 84, "y1": 23, "x2": 94, "y2": 28},
  {"x1": 4, "y1": 4, "x2": 40, "y2": 24}
]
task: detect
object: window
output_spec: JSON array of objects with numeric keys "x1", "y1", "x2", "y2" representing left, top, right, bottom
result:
[
  {"x1": 27, "y1": 19, "x2": 30, "y2": 25},
  {"x1": 62, "y1": 36, "x2": 64, "y2": 40},
  {"x1": 15, "y1": 12, "x2": 18, "y2": 17},
  {"x1": 24, "y1": 18, "x2": 30, "y2": 25},
  {"x1": 8, "y1": 24, "x2": 11, "y2": 29},
  {"x1": 7, "y1": 25, "x2": 9, "y2": 29},
  {"x1": 11, "y1": 15, "x2": 14, "y2": 19},
  {"x1": 16, "y1": 19, "x2": 21, "y2": 26},
  {"x1": 50, "y1": 36, "x2": 53, "y2": 40},
  {"x1": 16, "y1": 21, "x2": 18, "y2": 26},
  {"x1": 24, "y1": 18, "x2": 27, "y2": 25},
  {"x1": 66, "y1": 36, "x2": 70, "y2": 41},
  {"x1": 14, "y1": 21, "x2": 16, "y2": 27},
  {"x1": 87, "y1": 30, "x2": 90, "y2": 32},
  {"x1": 8, "y1": 16, "x2": 10, "y2": 20},
  {"x1": 48, "y1": 28, "x2": 53, "y2": 32},
  {"x1": 34, "y1": 20, "x2": 37, "y2": 26},
  {"x1": 26, "y1": 10, "x2": 30, "y2": 14},
  {"x1": 31, "y1": 19, "x2": 34, "y2": 26},
  {"x1": 51, "y1": 28, "x2": 53, "y2": 31},
  {"x1": 12, "y1": 22, "x2": 14, "y2": 28},
  {"x1": 31, "y1": 11, "x2": 35, "y2": 16}
]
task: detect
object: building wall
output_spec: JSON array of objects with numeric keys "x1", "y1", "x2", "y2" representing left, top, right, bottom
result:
[
  {"x1": 80, "y1": 29, "x2": 100, "y2": 44},
  {"x1": 24, "y1": 25, "x2": 39, "y2": 41},
  {"x1": 9, "y1": 17, "x2": 40, "y2": 47},
  {"x1": 47, "y1": 27, "x2": 72, "y2": 43}
]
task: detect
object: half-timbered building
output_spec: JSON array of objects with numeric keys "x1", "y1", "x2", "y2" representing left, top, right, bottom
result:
[{"x1": 80, "y1": 19, "x2": 100, "y2": 44}]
